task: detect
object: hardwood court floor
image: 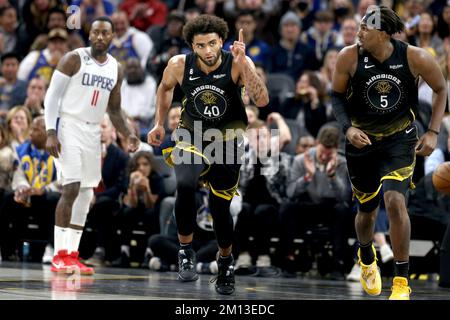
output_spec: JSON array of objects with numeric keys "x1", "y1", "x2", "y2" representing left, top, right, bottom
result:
[{"x1": 0, "y1": 262, "x2": 448, "y2": 300}]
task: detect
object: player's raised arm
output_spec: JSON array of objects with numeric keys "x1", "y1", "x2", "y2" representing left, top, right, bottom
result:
[
  {"x1": 147, "y1": 55, "x2": 183, "y2": 146},
  {"x1": 44, "y1": 51, "x2": 80, "y2": 157},
  {"x1": 232, "y1": 29, "x2": 269, "y2": 108},
  {"x1": 408, "y1": 46, "x2": 447, "y2": 156}
]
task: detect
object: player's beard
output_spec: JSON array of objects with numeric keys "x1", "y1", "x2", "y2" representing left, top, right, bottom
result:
[
  {"x1": 198, "y1": 52, "x2": 220, "y2": 67},
  {"x1": 91, "y1": 42, "x2": 109, "y2": 57}
]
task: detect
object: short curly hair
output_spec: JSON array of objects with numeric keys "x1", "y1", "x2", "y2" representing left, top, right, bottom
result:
[{"x1": 182, "y1": 14, "x2": 229, "y2": 47}]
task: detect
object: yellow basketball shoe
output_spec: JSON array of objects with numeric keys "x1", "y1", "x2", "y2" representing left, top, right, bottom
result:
[
  {"x1": 357, "y1": 245, "x2": 382, "y2": 296},
  {"x1": 389, "y1": 277, "x2": 411, "y2": 300}
]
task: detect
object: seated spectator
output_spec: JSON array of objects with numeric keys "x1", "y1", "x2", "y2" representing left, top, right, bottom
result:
[
  {"x1": 29, "y1": 7, "x2": 85, "y2": 51},
  {"x1": 110, "y1": 11, "x2": 154, "y2": 68},
  {"x1": 82, "y1": 115, "x2": 129, "y2": 266},
  {"x1": 0, "y1": 116, "x2": 60, "y2": 263},
  {"x1": 0, "y1": 6, "x2": 29, "y2": 59},
  {"x1": 234, "y1": 117, "x2": 292, "y2": 276},
  {"x1": 280, "y1": 71, "x2": 328, "y2": 137},
  {"x1": 17, "y1": 28, "x2": 69, "y2": 84},
  {"x1": 23, "y1": 77, "x2": 46, "y2": 118},
  {"x1": 22, "y1": 0, "x2": 63, "y2": 45},
  {"x1": 224, "y1": 10, "x2": 272, "y2": 68},
  {"x1": 295, "y1": 134, "x2": 315, "y2": 155},
  {"x1": 112, "y1": 150, "x2": 166, "y2": 267},
  {"x1": 279, "y1": 125, "x2": 353, "y2": 279},
  {"x1": 0, "y1": 123, "x2": 14, "y2": 205},
  {"x1": 0, "y1": 52, "x2": 27, "y2": 117},
  {"x1": 271, "y1": 11, "x2": 316, "y2": 82},
  {"x1": 6, "y1": 105, "x2": 32, "y2": 149},
  {"x1": 120, "y1": 57, "x2": 157, "y2": 138}
]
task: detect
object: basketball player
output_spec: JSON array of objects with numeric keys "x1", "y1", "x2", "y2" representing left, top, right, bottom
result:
[
  {"x1": 147, "y1": 15, "x2": 268, "y2": 295},
  {"x1": 332, "y1": 6, "x2": 446, "y2": 299},
  {"x1": 44, "y1": 17, "x2": 140, "y2": 275}
]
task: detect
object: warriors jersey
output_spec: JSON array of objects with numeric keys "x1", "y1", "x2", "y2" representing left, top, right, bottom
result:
[
  {"x1": 179, "y1": 50, "x2": 248, "y2": 134},
  {"x1": 28, "y1": 50, "x2": 56, "y2": 83},
  {"x1": 347, "y1": 39, "x2": 418, "y2": 137},
  {"x1": 59, "y1": 47, "x2": 118, "y2": 124},
  {"x1": 109, "y1": 34, "x2": 139, "y2": 66}
]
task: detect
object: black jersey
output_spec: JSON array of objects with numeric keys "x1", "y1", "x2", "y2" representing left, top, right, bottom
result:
[
  {"x1": 347, "y1": 39, "x2": 418, "y2": 137},
  {"x1": 179, "y1": 50, "x2": 248, "y2": 135}
]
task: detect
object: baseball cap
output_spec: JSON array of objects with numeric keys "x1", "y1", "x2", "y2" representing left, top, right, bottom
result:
[{"x1": 48, "y1": 28, "x2": 68, "y2": 41}]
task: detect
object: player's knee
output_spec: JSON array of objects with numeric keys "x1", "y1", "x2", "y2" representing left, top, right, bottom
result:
[
  {"x1": 384, "y1": 191, "x2": 406, "y2": 216},
  {"x1": 61, "y1": 183, "x2": 81, "y2": 203}
]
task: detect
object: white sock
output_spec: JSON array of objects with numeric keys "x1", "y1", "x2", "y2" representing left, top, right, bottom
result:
[
  {"x1": 54, "y1": 226, "x2": 68, "y2": 255},
  {"x1": 67, "y1": 228, "x2": 83, "y2": 254},
  {"x1": 121, "y1": 245, "x2": 130, "y2": 257}
]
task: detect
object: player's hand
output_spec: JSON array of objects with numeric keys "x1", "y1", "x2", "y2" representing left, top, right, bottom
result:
[
  {"x1": 346, "y1": 127, "x2": 372, "y2": 149},
  {"x1": 415, "y1": 131, "x2": 437, "y2": 156},
  {"x1": 147, "y1": 124, "x2": 165, "y2": 146},
  {"x1": 46, "y1": 131, "x2": 61, "y2": 158},
  {"x1": 230, "y1": 29, "x2": 246, "y2": 64},
  {"x1": 127, "y1": 134, "x2": 140, "y2": 153}
]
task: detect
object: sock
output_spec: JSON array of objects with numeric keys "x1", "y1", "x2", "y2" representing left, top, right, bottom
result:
[
  {"x1": 180, "y1": 242, "x2": 192, "y2": 250},
  {"x1": 358, "y1": 241, "x2": 375, "y2": 265},
  {"x1": 54, "y1": 226, "x2": 68, "y2": 254},
  {"x1": 121, "y1": 245, "x2": 130, "y2": 257},
  {"x1": 394, "y1": 261, "x2": 409, "y2": 278},
  {"x1": 66, "y1": 228, "x2": 83, "y2": 254}
]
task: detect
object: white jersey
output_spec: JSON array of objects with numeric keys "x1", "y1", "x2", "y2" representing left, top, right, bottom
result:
[{"x1": 60, "y1": 47, "x2": 118, "y2": 124}]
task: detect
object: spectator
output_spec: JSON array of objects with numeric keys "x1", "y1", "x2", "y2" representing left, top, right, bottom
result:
[
  {"x1": 29, "y1": 7, "x2": 85, "y2": 52},
  {"x1": 23, "y1": 77, "x2": 46, "y2": 118},
  {"x1": 22, "y1": 0, "x2": 62, "y2": 45},
  {"x1": 71, "y1": 0, "x2": 115, "y2": 42},
  {"x1": 0, "y1": 52, "x2": 27, "y2": 116},
  {"x1": 235, "y1": 117, "x2": 292, "y2": 275},
  {"x1": 224, "y1": 10, "x2": 272, "y2": 68},
  {"x1": 0, "y1": 5, "x2": 29, "y2": 58},
  {"x1": 295, "y1": 134, "x2": 315, "y2": 155},
  {"x1": 120, "y1": 57, "x2": 157, "y2": 138},
  {"x1": 271, "y1": 11, "x2": 316, "y2": 82},
  {"x1": 279, "y1": 125, "x2": 353, "y2": 279},
  {"x1": 6, "y1": 105, "x2": 32, "y2": 150},
  {"x1": 300, "y1": 10, "x2": 338, "y2": 67},
  {"x1": 17, "y1": 28, "x2": 69, "y2": 84},
  {"x1": 335, "y1": 17, "x2": 358, "y2": 48},
  {"x1": 83, "y1": 115, "x2": 129, "y2": 266},
  {"x1": 0, "y1": 116, "x2": 59, "y2": 263},
  {"x1": 410, "y1": 11, "x2": 444, "y2": 58},
  {"x1": 112, "y1": 150, "x2": 165, "y2": 267},
  {"x1": 280, "y1": 71, "x2": 328, "y2": 137},
  {"x1": 0, "y1": 124, "x2": 14, "y2": 202},
  {"x1": 110, "y1": 11, "x2": 154, "y2": 68}
]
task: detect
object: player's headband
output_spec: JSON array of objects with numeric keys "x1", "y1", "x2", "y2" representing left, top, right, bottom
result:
[{"x1": 361, "y1": 10, "x2": 395, "y2": 35}]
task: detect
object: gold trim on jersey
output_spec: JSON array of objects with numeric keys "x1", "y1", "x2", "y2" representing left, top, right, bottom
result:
[
  {"x1": 162, "y1": 141, "x2": 211, "y2": 177},
  {"x1": 208, "y1": 174, "x2": 240, "y2": 201},
  {"x1": 352, "y1": 158, "x2": 416, "y2": 204}
]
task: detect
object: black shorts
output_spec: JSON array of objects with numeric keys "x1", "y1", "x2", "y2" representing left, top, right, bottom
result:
[
  {"x1": 162, "y1": 128, "x2": 245, "y2": 200},
  {"x1": 345, "y1": 124, "x2": 418, "y2": 208}
]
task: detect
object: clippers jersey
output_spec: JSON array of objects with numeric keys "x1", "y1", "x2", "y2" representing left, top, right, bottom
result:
[
  {"x1": 347, "y1": 39, "x2": 418, "y2": 137},
  {"x1": 179, "y1": 50, "x2": 248, "y2": 134},
  {"x1": 59, "y1": 47, "x2": 118, "y2": 124}
]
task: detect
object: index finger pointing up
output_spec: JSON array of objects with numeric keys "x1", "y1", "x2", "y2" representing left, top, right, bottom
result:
[{"x1": 238, "y1": 28, "x2": 243, "y2": 42}]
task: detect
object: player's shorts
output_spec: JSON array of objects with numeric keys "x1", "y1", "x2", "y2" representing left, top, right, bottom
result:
[
  {"x1": 54, "y1": 115, "x2": 101, "y2": 188},
  {"x1": 345, "y1": 123, "x2": 418, "y2": 212},
  {"x1": 162, "y1": 128, "x2": 245, "y2": 201}
]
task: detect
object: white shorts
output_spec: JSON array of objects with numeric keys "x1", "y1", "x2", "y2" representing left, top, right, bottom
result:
[{"x1": 55, "y1": 116, "x2": 101, "y2": 188}]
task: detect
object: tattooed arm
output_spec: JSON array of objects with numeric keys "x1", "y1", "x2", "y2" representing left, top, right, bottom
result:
[
  {"x1": 107, "y1": 64, "x2": 140, "y2": 152},
  {"x1": 230, "y1": 29, "x2": 269, "y2": 107}
]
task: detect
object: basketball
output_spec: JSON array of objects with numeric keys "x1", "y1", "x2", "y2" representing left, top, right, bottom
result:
[{"x1": 432, "y1": 162, "x2": 450, "y2": 195}]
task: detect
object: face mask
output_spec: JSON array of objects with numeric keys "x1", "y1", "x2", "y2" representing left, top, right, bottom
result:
[
  {"x1": 298, "y1": 2, "x2": 308, "y2": 11},
  {"x1": 334, "y1": 7, "x2": 349, "y2": 17}
]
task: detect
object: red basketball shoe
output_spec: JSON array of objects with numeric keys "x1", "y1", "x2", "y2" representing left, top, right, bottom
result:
[
  {"x1": 70, "y1": 251, "x2": 95, "y2": 275},
  {"x1": 51, "y1": 250, "x2": 77, "y2": 274}
]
